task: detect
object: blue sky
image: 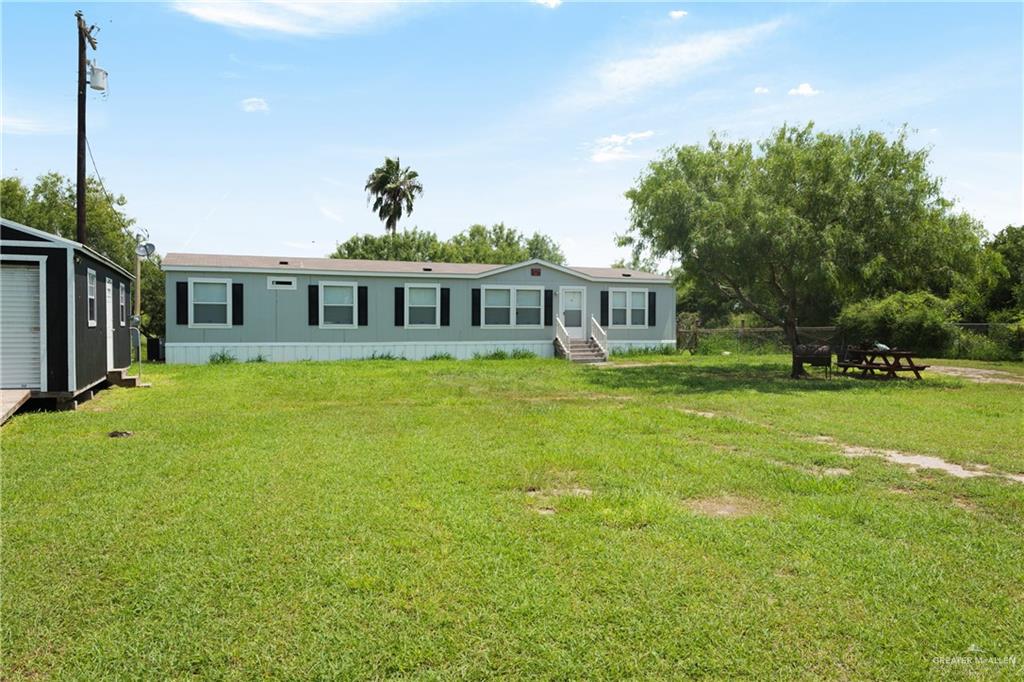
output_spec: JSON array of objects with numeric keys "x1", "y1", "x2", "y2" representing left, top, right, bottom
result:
[{"x1": 2, "y1": 1, "x2": 1021, "y2": 267}]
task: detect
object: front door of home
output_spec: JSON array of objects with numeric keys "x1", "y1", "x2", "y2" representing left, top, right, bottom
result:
[
  {"x1": 559, "y1": 287, "x2": 586, "y2": 340},
  {"x1": 105, "y1": 278, "x2": 114, "y2": 371}
]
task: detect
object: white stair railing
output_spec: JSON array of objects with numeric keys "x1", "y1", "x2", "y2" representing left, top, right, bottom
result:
[
  {"x1": 590, "y1": 316, "x2": 608, "y2": 359},
  {"x1": 555, "y1": 317, "x2": 571, "y2": 359}
]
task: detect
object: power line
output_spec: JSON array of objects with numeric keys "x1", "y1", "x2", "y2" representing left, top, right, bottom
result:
[{"x1": 85, "y1": 135, "x2": 141, "y2": 239}]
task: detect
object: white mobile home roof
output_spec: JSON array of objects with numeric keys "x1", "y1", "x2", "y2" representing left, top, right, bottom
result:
[{"x1": 162, "y1": 253, "x2": 671, "y2": 283}]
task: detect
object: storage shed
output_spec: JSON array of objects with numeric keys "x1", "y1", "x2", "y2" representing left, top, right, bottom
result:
[{"x1": 0, "y1": 218, "x2": 134, "y2": 405}]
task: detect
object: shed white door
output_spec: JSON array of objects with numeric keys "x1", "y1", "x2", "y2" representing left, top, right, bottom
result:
[
  {"x1": 1, "y1": 263, "x2": 43, "y2": 389},
  {"x1": 105, "y1": 278, "x2": 114, "y2": 371}
]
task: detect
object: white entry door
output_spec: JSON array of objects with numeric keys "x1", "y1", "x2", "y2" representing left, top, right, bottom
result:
[
  {"x1": 105, "y1": 278, "x2": 114, "y2": 371},
  {"x1": 559, "y1": 287, "x2": 586, "y2": 340},
  {"x1": 0, "y1": 262, "x2": 44, "y2": 389}
]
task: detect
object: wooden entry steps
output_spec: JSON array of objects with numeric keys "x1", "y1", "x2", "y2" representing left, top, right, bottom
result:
[
  {"x1": 566, "y1": 338, "x2": 608, "y2": 364},
  {"x1": 107, "y1": 368, "x2": 150, "y2": 390}
]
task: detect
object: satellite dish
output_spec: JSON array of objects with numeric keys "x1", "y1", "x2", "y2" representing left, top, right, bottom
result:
[{"x1": 135, "y1": 242, "x2": 155, "y2": 258}]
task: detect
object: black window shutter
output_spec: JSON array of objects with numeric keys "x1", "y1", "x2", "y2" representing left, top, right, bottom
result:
[
  {"x1": 471, "y1": 288, "x2": 481, "y2": 326},
  {"x1": 544, "y1": 290, "x2": 553, "y2": 326},
  {"x1": 600, "y1": 291, "x2": 609, "y2": 327},
  {"x1": 176, "y1": 282, "x2": 188, "y2": 325},
  {"x1": 232, "y1": 283, "x2": 244, "y2": 325},
  {"x1": 440, "y1": 288, "x2": 450, "y2": 326},
  {"x1": 308, "y1": 285, "x2": 319, "y2": 326},
  {"x1": 394, "y1": 287, "x2": 405, "y2": 326},
  {"x1": 648, "y1": 291, "x2": 656, "y2": 327},
  {"x1": 358, "y1": 286, "x2": 368, "y2": 326}
]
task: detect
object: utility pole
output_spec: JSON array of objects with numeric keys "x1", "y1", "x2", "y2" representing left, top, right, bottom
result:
[
  {"x1": 134, "y1": 238, "x2": 142, "y2": 317},
  {"x1": 75, "y1": 10, "x2": 97, "y2": 245}
]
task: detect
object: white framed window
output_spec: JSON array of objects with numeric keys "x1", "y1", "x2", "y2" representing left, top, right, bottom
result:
[
  {"x1": 482, "y1": 285, "x2": 544, "y2": 327},
  {"x1": 609, "y1": 288, "x2": 648, "y2": 327},
  {"x1": 188, "y1": 278, "x2": 232, "y2": 328},
  {"x1": 267, "y1": 276, "x2": 296, "y2": 290},
  {"x1": 119, "y1": 282, "x2": 127, "y2": 326},
  {"x1": 86, "y1": 269, "x2": 97, "y2": 327},
  {"x1": 405, "y1": 283, "x2": 440, "y2": 328},
  {"x1": 319, "y1": 281, "x2": 358, "y2": 328}
]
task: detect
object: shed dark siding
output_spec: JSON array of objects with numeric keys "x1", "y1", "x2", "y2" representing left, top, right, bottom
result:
[{"x1": 74, "y1": 252, "x2": 133, "y2": 389}]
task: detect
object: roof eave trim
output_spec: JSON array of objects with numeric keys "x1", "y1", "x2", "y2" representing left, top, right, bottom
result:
[{"x1": 160, "y1": 262, "x2": 669, "y2": 283}]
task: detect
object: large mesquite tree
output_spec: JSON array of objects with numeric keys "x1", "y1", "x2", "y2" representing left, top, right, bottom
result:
[{"x1": 622, "y1": 123, "x2": 984, "y2": 376}]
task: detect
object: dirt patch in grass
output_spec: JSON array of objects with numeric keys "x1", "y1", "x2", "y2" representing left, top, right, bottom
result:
[
  {"x1": 684, "y1": 495, "x2": 765, "y2": 518},
  {"x1": 953, "y1": 497, "x2": 978, "y2": 512},
  {"x1": 594, "y1": 361, "x2": 681, "y2": 369},
  {"x1": 807, "y1": 436, "x2": 1024, "y2": 485},
  {"x1": 534, "y1": 507, "x2": 556, "y2": 516},
  {"x1": 929, "y1": 365, "x2": 1024, "y2": 385},
  {"x1": 678, "y1": 408, "x2": 717, "y2": 419},
  {"x1": 528, "y1": 485, "x2": 593, "y2": 497},
  {"x1": 516, "y1": 394, "x2": 634, "y2": 403}
]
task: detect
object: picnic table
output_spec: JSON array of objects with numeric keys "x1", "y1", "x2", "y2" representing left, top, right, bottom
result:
[{"x1": 837, "y1": 348, "x2": 929, "y2": 379}]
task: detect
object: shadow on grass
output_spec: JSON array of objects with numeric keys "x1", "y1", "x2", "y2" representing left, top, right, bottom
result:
[{"x1": 585, "y1": 361, "x2": 939, "y2": 396}]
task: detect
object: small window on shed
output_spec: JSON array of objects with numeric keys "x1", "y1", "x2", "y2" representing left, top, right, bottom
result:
[
  {"x1": 119, "y1": 282, "x2": 127, "y2": 326},
  {"x1": 87, "y1": 269, "x2": 97, "y2": 327},
  {"x1": 267, "y1": 276, "x2": 297, "y2": 290}
]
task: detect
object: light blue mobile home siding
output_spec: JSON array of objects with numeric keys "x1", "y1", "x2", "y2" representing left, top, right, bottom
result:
[{"x1": 164, "y1": 263, "x2": 675, "y2": 363}]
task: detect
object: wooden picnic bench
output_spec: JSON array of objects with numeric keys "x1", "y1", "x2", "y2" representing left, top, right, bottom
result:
[{"x1": 836, "y1": 348, "x2": 929, "y2": 379}]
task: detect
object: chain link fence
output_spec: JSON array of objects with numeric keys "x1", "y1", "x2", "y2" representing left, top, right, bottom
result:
[{"x1": 677, "y1": 321, "x2": 1024, "y2": 361}]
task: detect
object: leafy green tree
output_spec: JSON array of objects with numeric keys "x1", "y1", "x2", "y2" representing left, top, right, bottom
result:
[
  {"x1": 985, "y1": 225, "x2": 1024, "y2": 318},
  {"x1": 364, "y1": 157, "x2": 423, "y2": 235},
  {"x1": 1, "y1": 173, "x2": 165, "y2": 336},
  {"x1": 622, "y1": 123, "x2": 985, "y2": 376},
  {"x1": 330, "y1": 223, "x2": 566, "y2": 265},
  {"x1": 524, "y1": 232, "x2": 566, "y2": 264},
  {"x1": 330, "y1": 229, "x2": 442, "y2": 262}
]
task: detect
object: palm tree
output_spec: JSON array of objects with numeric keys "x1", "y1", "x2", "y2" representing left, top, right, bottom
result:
[{"x1": 364, "y1": 157, "x2": 423, "y2": 235}]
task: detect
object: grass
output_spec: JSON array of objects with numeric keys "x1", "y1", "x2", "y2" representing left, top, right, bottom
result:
[{"x1": 3, "y1": 355, "x2": 1023, "y2": 678}]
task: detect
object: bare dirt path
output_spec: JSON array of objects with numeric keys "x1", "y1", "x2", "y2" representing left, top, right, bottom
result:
[{"x1": 929, "y1": 365, "x2": 1024, "y2": 385}]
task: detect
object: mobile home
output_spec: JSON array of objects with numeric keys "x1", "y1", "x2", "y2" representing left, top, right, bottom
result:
[{"x1": 162, "y1": 254, "x2": 676, "y2": 364}]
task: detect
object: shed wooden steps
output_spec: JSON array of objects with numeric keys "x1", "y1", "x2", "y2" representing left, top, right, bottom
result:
[{"x1": 106, "y1": 369, "x2": 151, "y2": 389}]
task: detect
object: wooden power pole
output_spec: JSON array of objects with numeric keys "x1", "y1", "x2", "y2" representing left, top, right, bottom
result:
[{"x1": 75, "y1": 10, "x2": 97, "y2": 245}]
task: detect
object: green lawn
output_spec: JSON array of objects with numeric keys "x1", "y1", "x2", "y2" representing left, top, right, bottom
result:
[{"x1": 3, "y1": 356, "x2": 1022, "y2": 679}]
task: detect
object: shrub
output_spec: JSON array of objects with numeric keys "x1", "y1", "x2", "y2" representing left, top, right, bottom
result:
[
  {"x1": 208, "y1": 350, "x2": 236, "y2": 365},
  {"x1": 836, "y1": 292, "x2": 955, "y2": 356},
  {"x1": 369, "y1": 352, "x2": 404, "y2": 361},
  {"x1": 610, "y1": 345, "x2": 682, "y2": 358},
  {"x1": 949, "y1": 330, "x2": 1018, "y2": 361},
  {"x1": 424, "y1": 352, "x2": 455, "y2": 361},
  {"x1": 510, "y1": 349, "x2": 536, "y2": 359},
  {"x1": 473, "y1": 350, "x2": 509, "y2": 360},
  {"x1": 246, "y1": 354, "x2": 268, "y2": 363}
]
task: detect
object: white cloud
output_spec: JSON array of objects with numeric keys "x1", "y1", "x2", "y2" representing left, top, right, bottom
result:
[
  {"x1": 788, "y1": 82, "x2": 821, "y2": 96},
  {"x1": 590, "y1": 130, "x2": 654, "y2": 163},
  {"x1": 533, "y1": 0, "x2": 562, "y2": 7},
  {"x1": 753, "y1": 86, "x2": 770, "y2": 95},
  {"x1": 563, "y1": 20, "x2": 782, "y2": 109},
  {"x1": 1, "y1": 115, "x2": 70, "y2": 135},
  {"x1": 171, "y1": 1, "x2": 400, "y2": 36},
  {"x1": 668, "y1": 10, "x2": 688, "y2": 20},
  {"x1": 319, "y1": 204, "x2": 345, "y2": 224},
  {"x1": 240, "y1": 97, "x2": 269, "y2": 113}
]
